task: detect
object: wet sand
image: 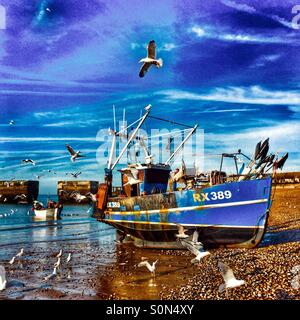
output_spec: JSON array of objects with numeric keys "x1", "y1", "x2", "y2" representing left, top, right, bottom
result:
[{"x1": 0, "y1": 186, "x2": 299, "y2": 300}]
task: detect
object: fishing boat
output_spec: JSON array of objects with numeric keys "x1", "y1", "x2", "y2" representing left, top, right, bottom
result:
[
  {"x1": 34, "y1": 208, "x2": 58, "y2": 219},
  {"x1": 94, "y1": 105, "x2": 282, "y2": 249},
  {"x1": 33, "y1": 200, "x2": 63, "y2": 220}
]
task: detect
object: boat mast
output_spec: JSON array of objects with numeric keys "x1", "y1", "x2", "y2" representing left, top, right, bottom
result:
[
  {"x1": 164, "y1": 124, "x2": 198, "y2": 165},
  {"x1": 106, "y1": 105, "x2": 117, "y2": 171},
  {"x1": 107, "y1": 105, "x2": 151, "y2": 172}
]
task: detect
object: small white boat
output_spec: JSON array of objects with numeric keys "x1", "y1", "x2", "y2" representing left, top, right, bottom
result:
[{"x1": 34, "y1": 208, "x2": 58, "y2": 219}]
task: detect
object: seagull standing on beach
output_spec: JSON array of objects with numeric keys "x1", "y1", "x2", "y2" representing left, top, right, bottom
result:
[
  {"x1": 9, "y1": 256, "x2": 16, "y2": 265},
  {"x1": 0, "y1": 266, "x2": 7, "y2": 291},
  {"x1": 139, "y1": 40, "x2": 163, "y2": 78},
  {"x1": 66, "y1": 253, "x2": 72, "y2": 264},
  {"x1": 218, "y1": 261, "x2": 245, "y2": 295},
  {"x1": 16, "y1": 248, "x2": 24, "y2": 258},
  {"x1": 138, "y1": 260, "x2": 158, "y2": 277},
  {"x1": 54, "y1": 257, "x2": 61, "y2": 269},
  {"x1": 56, "y1": 249, "x2": 62, "y2": 258},
  {"x1": 44, "y1": 267, "x2": 57, "y2": 281},
  {"x1": 66, "y1": 144, "x2": 85, "y2": 162}
]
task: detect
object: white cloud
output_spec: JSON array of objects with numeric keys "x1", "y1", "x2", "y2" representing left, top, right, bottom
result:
[
  {"x1": 190, "y1": 26, "x2": 205, "y2": 37},
  {"x1": 203, "y1": 121, "x2": 300, "y2": 172},
  {"x1": 156, "y1": 86, "x2": 300, "y2": 105},
  {"x1": 43, "y1": 120, "x2": 99, "y2": 127},
  {"x1": 160, "y1": 43, "x2": 176, "y2": 51},
  {"x1": 0, "y1": 137, "x2": 97, "y2": 142},
  {"x1": 198, "y1": 108, "x2": 259, "y2": 113},
  {"x1": 130, "y1": 42, "x2": 140, "y2": 50},
  {"x1": 190, "y1": 24, "x2": 296, "y2": 44},
  {"x1": 252, "y1": 54, "x2": 281, "y2": 68},
  {"x1": 221, "y1": 0, "x2": 294, "y2": 30},
  {"x1": 221, "y1": 0, "x2": 256, "y2": 14},
  {"x1": 270, "y1": 14, "x2": 294, "y2": 29}
]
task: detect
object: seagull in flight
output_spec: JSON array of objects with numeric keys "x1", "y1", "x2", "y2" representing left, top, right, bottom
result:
[
  {"x1": 66, "y1": 144, "x2": 85, "y2": 162},
  {"x1": 175, "y1": 224, "x2": 189, "y2": 239},
  {"x1": 191, "y1": 230, "x2": 203, "y2": 247},
  {"x1": 66, "y1": 171, "x2": 82, "y2": 178},
  {"x1": 0, "y1": 265, "x2": 7, "y2": 291},
  {"x1": 70, "y1": 192, "x2": 87, "y2": 203},
  {"x1": 139, "y1": 40, "x2": 163, "y2": 78},
  {"x1": 9, "y1": 120, "x2": 15, "y2": 125},
  {"x1": 218, "y1": 261, "x2": 245, "y2": 294},
  {"x1": 179, "y1": 238, "x2": 210, "y2": 264},
  {"x1": 138, "y1": 259, "x2": 158, "y2": 277},
  {"x1": 21, "y1": 159, "x2": 36, "y2": 166},
  {"x1": 85, "y1": 192, "x2": 97, "y2": 202},
  {"x1": 13, "y1": 194, "x2": 27, "y2": 201},
  {"x1": 120, "y1": 168, "x2": 142, "y2": 186},
  {"x1": 42, "y1": 169, "x2": 57, "y2": 175}
]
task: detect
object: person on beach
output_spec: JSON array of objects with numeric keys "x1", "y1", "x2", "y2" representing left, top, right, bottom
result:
[{"x1": 56, "y1": 201, "x2": 63, "y2": 218}]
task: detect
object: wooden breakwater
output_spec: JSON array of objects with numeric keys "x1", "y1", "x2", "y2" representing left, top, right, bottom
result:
[
  {"x1": 57, "y1": 180, "x2": 99, "y2": 204},
  {"x1": 272, "y1": 172, "x2": 300, "y2": 185},
  {"x1": 0, "y1": 180, "x2": 39, "y2": 203},
  {"x1": 226, "y1": 172, "x2": 300, "y2": 185}
]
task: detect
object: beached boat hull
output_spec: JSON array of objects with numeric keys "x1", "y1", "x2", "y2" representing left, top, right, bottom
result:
[
  {"x1": 97, "y1": 178, "x2": 272, "y2": 248},
  {"x1": 34, "y1": 208, "x2": 58, "y2": 219}
]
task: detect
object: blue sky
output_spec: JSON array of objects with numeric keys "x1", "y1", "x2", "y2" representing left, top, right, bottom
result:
[{"x1": 0, "y1": 0, "x2": 299, "y2": 193}]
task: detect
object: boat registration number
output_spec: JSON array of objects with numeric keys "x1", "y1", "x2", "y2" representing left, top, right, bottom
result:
[
  {"x1": 107, "y1": 201, "x2": 121, "y2": 208},
  {"x1": 193, "y1": 190, "x2": 232, "y2": 202}
]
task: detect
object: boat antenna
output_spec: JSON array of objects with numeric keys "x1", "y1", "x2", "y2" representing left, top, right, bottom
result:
[
  {"x1": 164, "y1": 124, "x2": 198, "y2": 165},
  {"x1": 109, "y1": 104, "x2": 151, "y2": 171},
  {"x1": 122, "y1": 108, "x2": 126, "y2": 132},
  {"x1": 113, "y1": 105, "x2": 116, "y2": 132}
]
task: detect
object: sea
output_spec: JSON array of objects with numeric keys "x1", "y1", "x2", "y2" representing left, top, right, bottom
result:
[{"x1": 0, "y1": 195, "x2": 115, "y2": 260}]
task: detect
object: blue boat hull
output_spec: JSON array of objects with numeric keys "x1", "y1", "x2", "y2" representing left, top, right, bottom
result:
[{"x1": 98, "y1": 178, "x2": 272, "y2": 248}]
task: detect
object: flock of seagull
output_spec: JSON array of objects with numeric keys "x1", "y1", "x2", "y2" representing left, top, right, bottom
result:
[
  {"x1": 1, "y1": 41, "x2": 245, "y2": 297},
  {"x1": 58, "y1": 190, "x2": 96, "y2": 203},
  {"x1": 0, "y1": 248, "x2": 72, "y2": 292},
  {"x1": 19, "y1": 144, "x2": 85, "y2": 172},
  {"x1": 0, "y1": 227, "x2": 244, "y2": 297},
  {"x1": 137, "y1": 224, "x2": 245, "y2": 296},
  {"x1": 0, "y1": 209, "x2": 18, "y2": 219}
]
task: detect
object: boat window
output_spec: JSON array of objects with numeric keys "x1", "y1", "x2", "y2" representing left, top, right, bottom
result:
[{"x1": 146, "y1": 169, "x2": 170, "y2": 183}]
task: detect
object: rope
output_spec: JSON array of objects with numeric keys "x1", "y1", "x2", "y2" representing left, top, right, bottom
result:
[
  {"x1": 117, "y1": 115, "x2": 144, "y2": 135},
  {"x1": 148, "y1": 115, "x2": 194, "y2": 128}
]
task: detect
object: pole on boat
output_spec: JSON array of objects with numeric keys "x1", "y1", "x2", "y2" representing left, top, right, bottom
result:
[
  {"x1": 110, "y1": 105, "x2": 151, "y2": 171},
  {"x1": 106, "y1": 106, "x2": 118, "y2": 171},
  {"x1": 164, "y1": 124, "x2": 198, "y2": 165}
]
